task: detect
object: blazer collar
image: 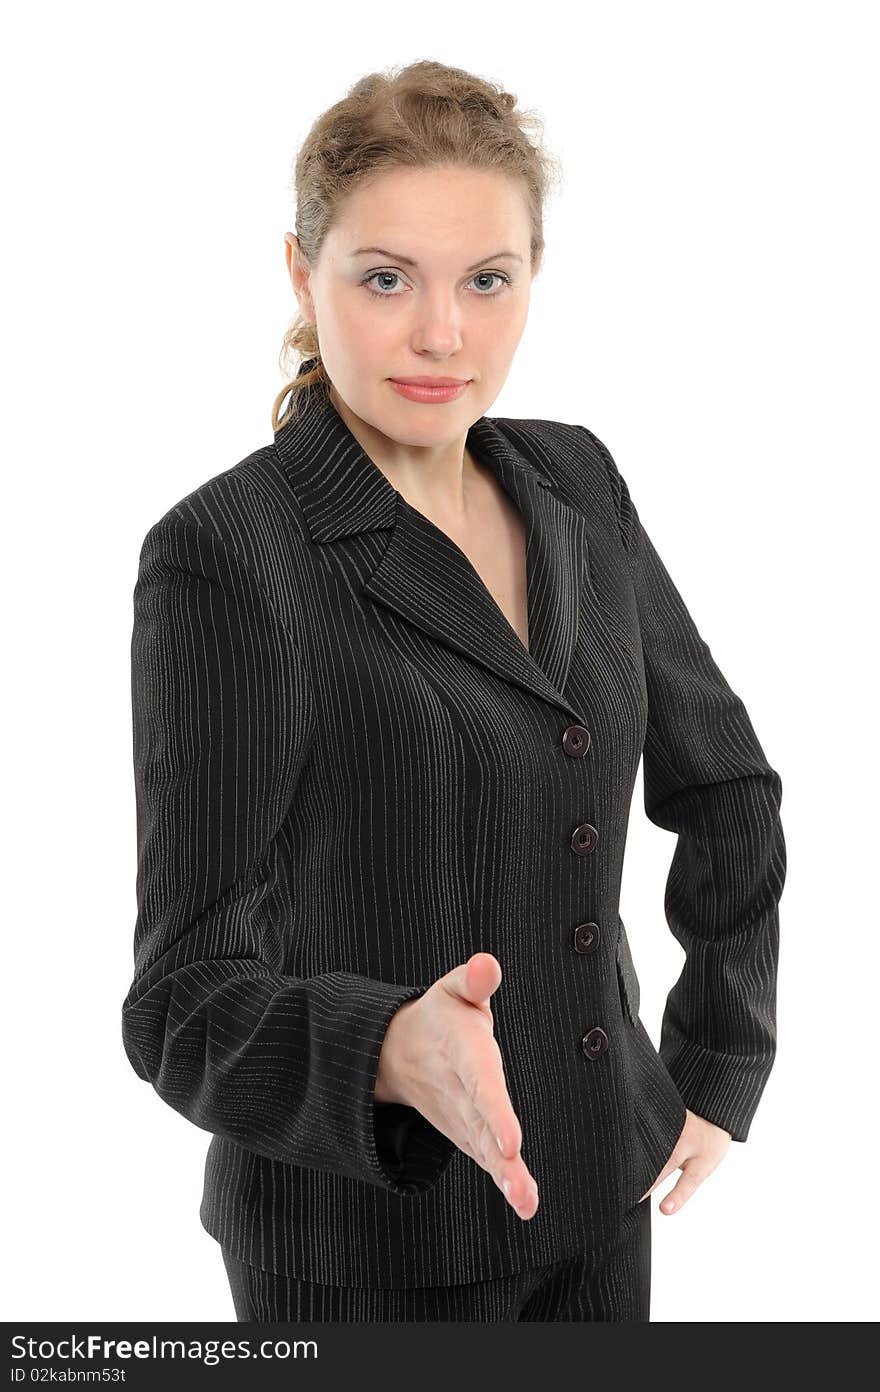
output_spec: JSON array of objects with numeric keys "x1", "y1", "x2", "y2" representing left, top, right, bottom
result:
[{"x1": 273, "y1": 363, "x2": 589, "y2": 721}]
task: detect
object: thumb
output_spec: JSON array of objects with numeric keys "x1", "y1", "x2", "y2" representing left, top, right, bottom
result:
[{"x1": 443, "y1": 952, "x2": 502, "y2": 1010}]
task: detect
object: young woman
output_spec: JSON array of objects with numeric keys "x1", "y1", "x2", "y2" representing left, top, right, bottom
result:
[{"x1": 123, "y1": 59, "x2": 786, "y2": 1323}]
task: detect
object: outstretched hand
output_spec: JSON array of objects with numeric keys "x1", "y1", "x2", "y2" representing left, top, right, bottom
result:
[{"x1": 375, "y1": 952, "x2": 539, "y2": 1221}]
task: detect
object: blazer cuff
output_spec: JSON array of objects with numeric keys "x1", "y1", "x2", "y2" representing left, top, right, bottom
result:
[
  {"x1": 658, "y1": 1026, "x2": 775, "y2": 1142},
  {"x1": 364, "y1": 983, "x2": 458, "y2": 1196},
  {"x1": 373, "y1": 1101, "x2": 458, "y2": 1193}
]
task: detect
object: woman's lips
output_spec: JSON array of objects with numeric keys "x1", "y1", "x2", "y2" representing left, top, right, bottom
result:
[{"x1": 388, "y1": 379, "x2": 471, "y2": 403}]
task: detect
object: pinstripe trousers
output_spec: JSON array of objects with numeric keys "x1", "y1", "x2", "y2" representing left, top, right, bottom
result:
[{"x1": 221, "y1": 1194, "x2": 651, "y2": 1322}]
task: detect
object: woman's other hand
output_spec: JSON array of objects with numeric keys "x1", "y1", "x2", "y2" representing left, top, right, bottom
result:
[{"x1": 639, "y1": 1109, "x2": 733, "y2": 1213}]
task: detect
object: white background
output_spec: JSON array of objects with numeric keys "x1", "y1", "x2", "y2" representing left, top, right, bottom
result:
[{"x1": 3, "y1": 0, "x2": 877, "y2": 1323}]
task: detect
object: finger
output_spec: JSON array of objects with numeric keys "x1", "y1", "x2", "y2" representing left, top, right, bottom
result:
[
  {"x1": 447, "y1": 1005, "x2": 536, "y2": 1213},
  {"x1": 457, "y1": 1121, "x2": 538, "y2": 1215},
  {"x1": 472, "y1": 1111, "x2": 537, "y2": 1204},
  {"x1": 456, "y1": 1033, "x2": 523, "y2": 1160},
  {"x1": 488, "y1": 1119, "x2": 531, "y2": 1200},
  {"x1": 658, "y1": 1163, "x2": 706, "y2": 1214},
  {"x1": 501, "y1": 1166, "x2": 540, "y2": 1218},
  {"x1": 492, "y1": 1113, "x2": 523, "y2": 1161},
  {"x1": 466, "y1": 1110, "x2": 537, "y2": 1214},
  {"x1": 453, "y1": 1086, "x2": 514, "y2": 1179},
  {"x1": 443, "y1": 953, "x2": 502, "y2": 1009}
]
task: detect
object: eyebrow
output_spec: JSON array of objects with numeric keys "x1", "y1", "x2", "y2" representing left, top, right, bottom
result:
[{"x1": 348, "y1": 246, "x2": 523, "y2": 272}]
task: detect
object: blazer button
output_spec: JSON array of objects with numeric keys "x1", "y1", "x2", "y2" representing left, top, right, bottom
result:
[
  {"x1": 570, "y1": 822, "x2": 598, "y2": 854},
  {"x1": 573, "y1": 922, "x2": 601, "y2": 953},
  {"x1": 561, "y1": 724, "x2": 591, "y2": 757},
  {"x1": 582, "y1": 1026, "x2": 609, "y2": 1059}
]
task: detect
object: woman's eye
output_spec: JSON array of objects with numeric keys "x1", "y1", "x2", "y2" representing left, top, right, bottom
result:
[
  {"x1": 363, "y1": 271, "x2": 406, "y2": 297},
  {"x1": 470, "y1": 271, "x2": 509, "y2": 295},
  {"x1": 361, "y1": 270, "x2": 510, "y2": 300}
]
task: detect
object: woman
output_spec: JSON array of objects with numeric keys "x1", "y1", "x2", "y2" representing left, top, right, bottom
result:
[{"x1": 122, "y1": 60, "x2": 787, "y2": 1323}]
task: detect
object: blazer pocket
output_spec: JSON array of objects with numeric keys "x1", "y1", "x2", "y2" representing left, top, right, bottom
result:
[{"x1": 615, "y1": 916, "x2": 641, "y2": 1025}]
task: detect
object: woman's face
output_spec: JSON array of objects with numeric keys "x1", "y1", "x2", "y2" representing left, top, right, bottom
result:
[{"x1": 285, "y1": 166, "x2": 540, "y2": 449}]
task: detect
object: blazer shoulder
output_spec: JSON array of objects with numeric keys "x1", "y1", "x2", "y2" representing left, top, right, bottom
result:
[
  {"x1": 140, "y1": 443, "x2": 275, "y2": 539},
  {"x1": 136, "y1": 442, "x2": 308, "y2": 573},
  {"x1": 132, "y1": 444, "x2": 318, "y2": 658},
  {"x1": 490, "y1": 414, "x2": 624, "y2": 528}
]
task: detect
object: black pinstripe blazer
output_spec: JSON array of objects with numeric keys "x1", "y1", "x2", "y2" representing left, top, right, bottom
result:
[{"x1": 122, "y1": 363, "x2": 786, "y2": 1287}]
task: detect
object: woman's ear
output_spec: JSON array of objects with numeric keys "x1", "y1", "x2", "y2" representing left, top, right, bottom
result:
[{"x1": 285, "y1": 233, "x2": 315, "y2": 322}]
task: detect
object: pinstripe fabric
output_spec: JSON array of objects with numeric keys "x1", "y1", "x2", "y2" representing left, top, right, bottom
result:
[
  {"x1": 220, "y1": 1195, "x2": 651, "y2": 1320},
  {"x1": 123, "y1": 363, "x2": 786, "y2": 1287}
]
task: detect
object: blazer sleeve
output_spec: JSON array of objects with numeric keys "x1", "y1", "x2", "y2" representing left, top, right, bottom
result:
[
  {"x1": 123, "y1": 512, "x2": 456, "y2": 1196},
  {"x1": 584, "y1": 427, "x2": 787, "y2": 1142}
]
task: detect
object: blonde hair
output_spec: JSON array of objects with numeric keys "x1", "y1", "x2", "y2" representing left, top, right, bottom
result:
[{"x1": 271, "y1": 59, "x2": 562, "y2": 433}]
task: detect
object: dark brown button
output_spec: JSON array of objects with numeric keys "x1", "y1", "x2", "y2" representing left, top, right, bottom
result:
[
  {"x1": 561, "y1": 724, "x2": 591, "y2": 757},
  {"x1": 573, "y1": 922, "x2": 601, "y2": 954},
  {"x1": 581, "y1": 1026, "x2": 609, "y2": 1058},
  {"x1": 570, "y1": 822, "x2": 598, "y2": 855}
]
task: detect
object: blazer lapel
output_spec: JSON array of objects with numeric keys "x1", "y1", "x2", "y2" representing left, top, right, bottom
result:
[{"x1": 273, "y1": 371, "x2": 590, "y2": 721}]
